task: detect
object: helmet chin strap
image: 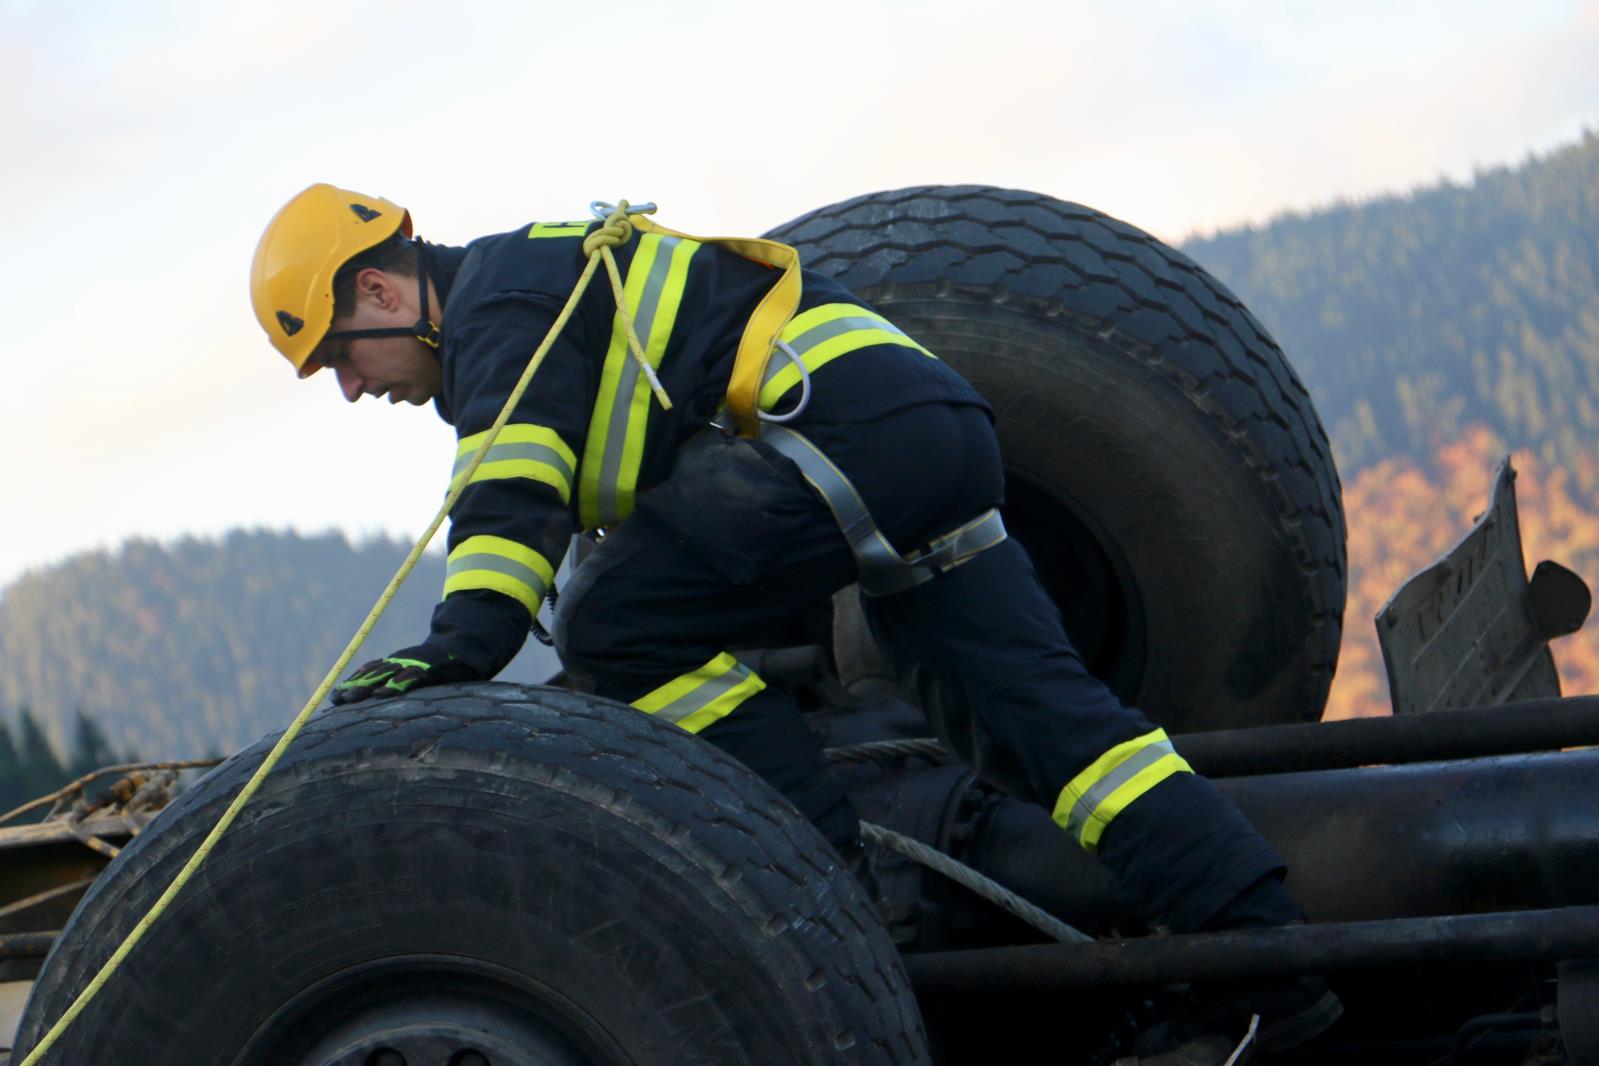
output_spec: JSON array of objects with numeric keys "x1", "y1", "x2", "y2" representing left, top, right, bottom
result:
[{"x1": 324, "y1": 239, "x2": 440, "y2": 350}]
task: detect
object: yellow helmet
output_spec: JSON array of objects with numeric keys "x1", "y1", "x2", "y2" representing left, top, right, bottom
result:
[{"x1": 250, "y1": 183, "x2": 413, "y2": 376}]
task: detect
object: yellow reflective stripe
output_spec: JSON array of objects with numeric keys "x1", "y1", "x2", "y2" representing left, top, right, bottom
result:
[
  {"x1": 1050, "y1": 728, "x2": 1193, "y2": 851},
  {"x1": 454, "y1": 424, "x2": 577, "y2": 503},
  {"x1": 760, "y1": 328, "x2": 923, "y2": 410},
  {"x1": 578, "y1": 232, "x2": 700, "y2": 528},
  {"x1": 527, "y1": 221, "x2": 589, "y2": 239},
  {"x1": 460, "y1": 459, "x2": 570, "y2": 501},
  {"x1": 1079, "y1": 753, "x2": 1191, "y2": 850},
  {"x1": 781, "y1": 302, "x2": 933, "y2": 358},
  {"x1": 631, "y1": 650, "x2": 737, "y2": 712},
  {"x1": 442, "y1": 569, "x2": 541, "y2": 614},
  {"x1": 675, "y1": 672, "x2": 764, "y2": 733},
  {"x1": 760, "y1": 303, "x2": 936, "y2": 410},
  {"x1": 442, "y1": 535, "x2": 556, "y2": 615},
  {"x1": 632, "y1": 652, "x2": 767, "y2": 734},
  {"x1": 580, "y1": 234, "x2": 660, "y2": 527},
  {"x1": 784, "y1": 302, "x2": 894, "y2": 338},
  {"x1": 617, "y1": 235, "x2": 696, "y2": 514},
  {"x1": 457, "y1": 424, "x2": 578, "y2": 468}
]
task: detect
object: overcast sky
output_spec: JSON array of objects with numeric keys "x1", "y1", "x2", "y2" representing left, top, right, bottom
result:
[{"x1": 2, "y1": 0, "x2": 1596, "y2": 589}]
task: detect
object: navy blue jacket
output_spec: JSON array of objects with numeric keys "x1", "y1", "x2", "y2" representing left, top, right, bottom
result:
[{"x1": 420, "y1": 220, "x2": 988, "y2": 675}]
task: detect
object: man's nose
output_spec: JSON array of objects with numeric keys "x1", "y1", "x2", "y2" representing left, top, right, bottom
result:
[{"x1": 335, "y1": 364, "x2": 363, "y2": 403}]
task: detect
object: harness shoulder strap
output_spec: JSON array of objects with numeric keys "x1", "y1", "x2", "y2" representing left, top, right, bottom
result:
[{"x1": 634, "y1": 216, "x2": 802, "y2": 438}]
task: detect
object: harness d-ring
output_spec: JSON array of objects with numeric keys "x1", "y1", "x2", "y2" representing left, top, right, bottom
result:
[
  {"x1": 590, "y1": 200, "x2": 658, "y2": 220},
  {"x1": 757, "y1": 340, "x2": 812, "y2": 424}
]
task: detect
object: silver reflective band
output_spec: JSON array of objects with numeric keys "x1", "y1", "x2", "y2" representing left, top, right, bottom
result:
[
  {"x1": 445, "y1": 552, "x2": 551, "y2": 603},
  {"x1": 596, "y1": 235, "x2": 685, "y2": 524},
  {"x1": 766, "y1": 314, "x2": 911, "y2": 379},
  {"x1": 452, "y1": 441, "x2": 575, "y2": 487},
  {"x1": 647, "y1": 658, "x2": 760, "y2": 727},
  {"x1": 759, "y1": 425, "x2": 1007, "y2": 597},
  {"x1": 1061, "y1": 738, "x2": 1181, "y2": 843}
]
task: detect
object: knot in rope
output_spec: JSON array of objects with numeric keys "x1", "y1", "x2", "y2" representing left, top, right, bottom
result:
[
  {"x1": 581, "y1": 198, "x2": 673, "y2": 411},
  {"x1": 582, "y1": 200, "x2": 637, "y2": 256}
]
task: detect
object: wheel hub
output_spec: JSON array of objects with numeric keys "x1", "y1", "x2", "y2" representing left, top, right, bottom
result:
[
  {"x1": 303, "y1": 995, "x2": 586, "y2": 1066},
  {"x1": 236, "y1": 957, "x2": 619, "y2": 1066}
]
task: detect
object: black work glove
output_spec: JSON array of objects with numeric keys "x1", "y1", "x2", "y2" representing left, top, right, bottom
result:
[{"x1": 330, "y1": 644, "x2": 481, "y2": 705}]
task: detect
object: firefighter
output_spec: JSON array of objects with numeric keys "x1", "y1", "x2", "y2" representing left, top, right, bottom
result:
[{"x1": 251, "y1": 184, "x2": 1340, "y2": 1064}]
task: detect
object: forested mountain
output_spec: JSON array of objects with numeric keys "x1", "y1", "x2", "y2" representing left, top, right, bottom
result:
[
  {"x1": 0, "y1": 708, "x2": 128, "y2": 819},
  {"x1": 0, "y1": 531, "x2": 555, "y2": 765},
  {"x1": 1183, "y1": 130, "x2": 1599, "y2": 483}
]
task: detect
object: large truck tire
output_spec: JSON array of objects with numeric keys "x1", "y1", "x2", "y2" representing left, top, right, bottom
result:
[
  {"x1": 767, "y1": 186, "x2": 1347, "y2": 730},
  {"x1": 14, "y1": 685, "x2": 928, "y2": 1066}
]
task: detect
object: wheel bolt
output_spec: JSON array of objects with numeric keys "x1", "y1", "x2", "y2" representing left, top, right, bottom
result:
[
  {"x1": 366, "y1": 1051, "x2": 406, "y2": 1066},
  {"x1": 450, "y1": 1053, "x2": 490, "y2": 1066}
]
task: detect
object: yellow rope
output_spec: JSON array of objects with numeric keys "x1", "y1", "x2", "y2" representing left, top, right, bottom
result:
[{"x1": 19, "y1": 201, "x2": 665, "y2": 1065}]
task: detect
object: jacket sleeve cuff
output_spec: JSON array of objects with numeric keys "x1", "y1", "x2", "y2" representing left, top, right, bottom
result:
[{"x1": 428, "y1": 588, "x2": 533, "y2": 677}]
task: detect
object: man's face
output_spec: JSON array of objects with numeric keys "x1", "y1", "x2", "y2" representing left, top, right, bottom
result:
[{"x1": 307, "y1": 269, "x2": 442, "y2": 406}]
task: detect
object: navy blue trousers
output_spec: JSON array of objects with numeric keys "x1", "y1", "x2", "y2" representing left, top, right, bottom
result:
[{"x1": 555, "y1": 403, "x2": 1289, "y2": 933}]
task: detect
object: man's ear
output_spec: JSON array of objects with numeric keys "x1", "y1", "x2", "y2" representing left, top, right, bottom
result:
[{"x1": 353, "y1": 266, "x2": 401, "y2": 311}]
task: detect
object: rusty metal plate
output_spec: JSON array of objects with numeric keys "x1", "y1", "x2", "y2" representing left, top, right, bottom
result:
[{"x1": 1377, "y1": 459, "x2": 1563, "y2": 714}]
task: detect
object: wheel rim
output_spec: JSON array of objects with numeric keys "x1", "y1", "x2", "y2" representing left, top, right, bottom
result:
[{"x1": 234, "y1": 955, "x2": 632, "y2": 1066}]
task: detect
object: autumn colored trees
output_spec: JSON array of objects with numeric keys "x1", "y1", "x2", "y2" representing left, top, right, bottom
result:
[{"x1": 1329, "y1": 424, "x2": 1599, "y2": 718}]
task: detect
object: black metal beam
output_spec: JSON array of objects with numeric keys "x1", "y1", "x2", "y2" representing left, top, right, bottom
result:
[
  {"x1": 1174, "y1": 696, "x2": 1599, "y2": 777},
  {"x1": 964, "y1": 746, "x2": 1599, "y2": 930},
  {"x1": 0, "y1": 930, "x2": 57, "y2": 959},
  {"x1": 902, "y1": 906, "x2": 1599, "y2": 990}
]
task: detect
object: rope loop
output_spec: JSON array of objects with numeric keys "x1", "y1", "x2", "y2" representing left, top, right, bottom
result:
[{"x1": 585, "y1": 198, "x2": 673, "y2": 411}]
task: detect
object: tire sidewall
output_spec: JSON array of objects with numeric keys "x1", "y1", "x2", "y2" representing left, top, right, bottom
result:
[{"x1": 885, "y1": 292, "x2": 1315, "y2": 727}]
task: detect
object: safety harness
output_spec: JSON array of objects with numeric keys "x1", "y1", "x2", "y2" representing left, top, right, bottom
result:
[
  {"x1": 626, "y1": 197, "x2": 1010, "y2": 597},
  {"x1": 757, "y1": 425, "x2": 1008, "y2": 597},
  {"x1": 628, "y1": 200, "x2": 1008, "y2": 594}
]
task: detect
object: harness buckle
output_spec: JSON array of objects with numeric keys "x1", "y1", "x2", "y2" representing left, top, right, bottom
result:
[
  {"x1": 905, "y1": 509, "x2": 1008, "y2": 575},
  {"x1": 758, "y1": 424, "x2": 1007, "y2": 598}
]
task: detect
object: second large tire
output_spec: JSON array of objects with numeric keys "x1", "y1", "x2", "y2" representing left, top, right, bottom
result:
[
  {"x1": 767, "y1": 186, "x2": 1348, "y2": 730},
  {"x1": 15, "y1": 685, "x2": 928, "y2": 1065}
]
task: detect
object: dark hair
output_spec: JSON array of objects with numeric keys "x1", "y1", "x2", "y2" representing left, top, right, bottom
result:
[{"x1": 331, "y1": 232, "x2": 418, "y2": 318}]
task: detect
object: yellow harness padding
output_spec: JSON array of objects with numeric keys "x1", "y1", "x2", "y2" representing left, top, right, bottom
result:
[{"x1": 632, "y1": 215, "x2": 803, "y2": 438}]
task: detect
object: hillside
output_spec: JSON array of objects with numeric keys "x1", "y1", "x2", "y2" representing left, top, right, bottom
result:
[
  {"x1": 0, "y1": 531, "x2": 557, "y2": 761},
  {"x1": 1183, "y1": 130, "x2": 1599, "y2": 484}
]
